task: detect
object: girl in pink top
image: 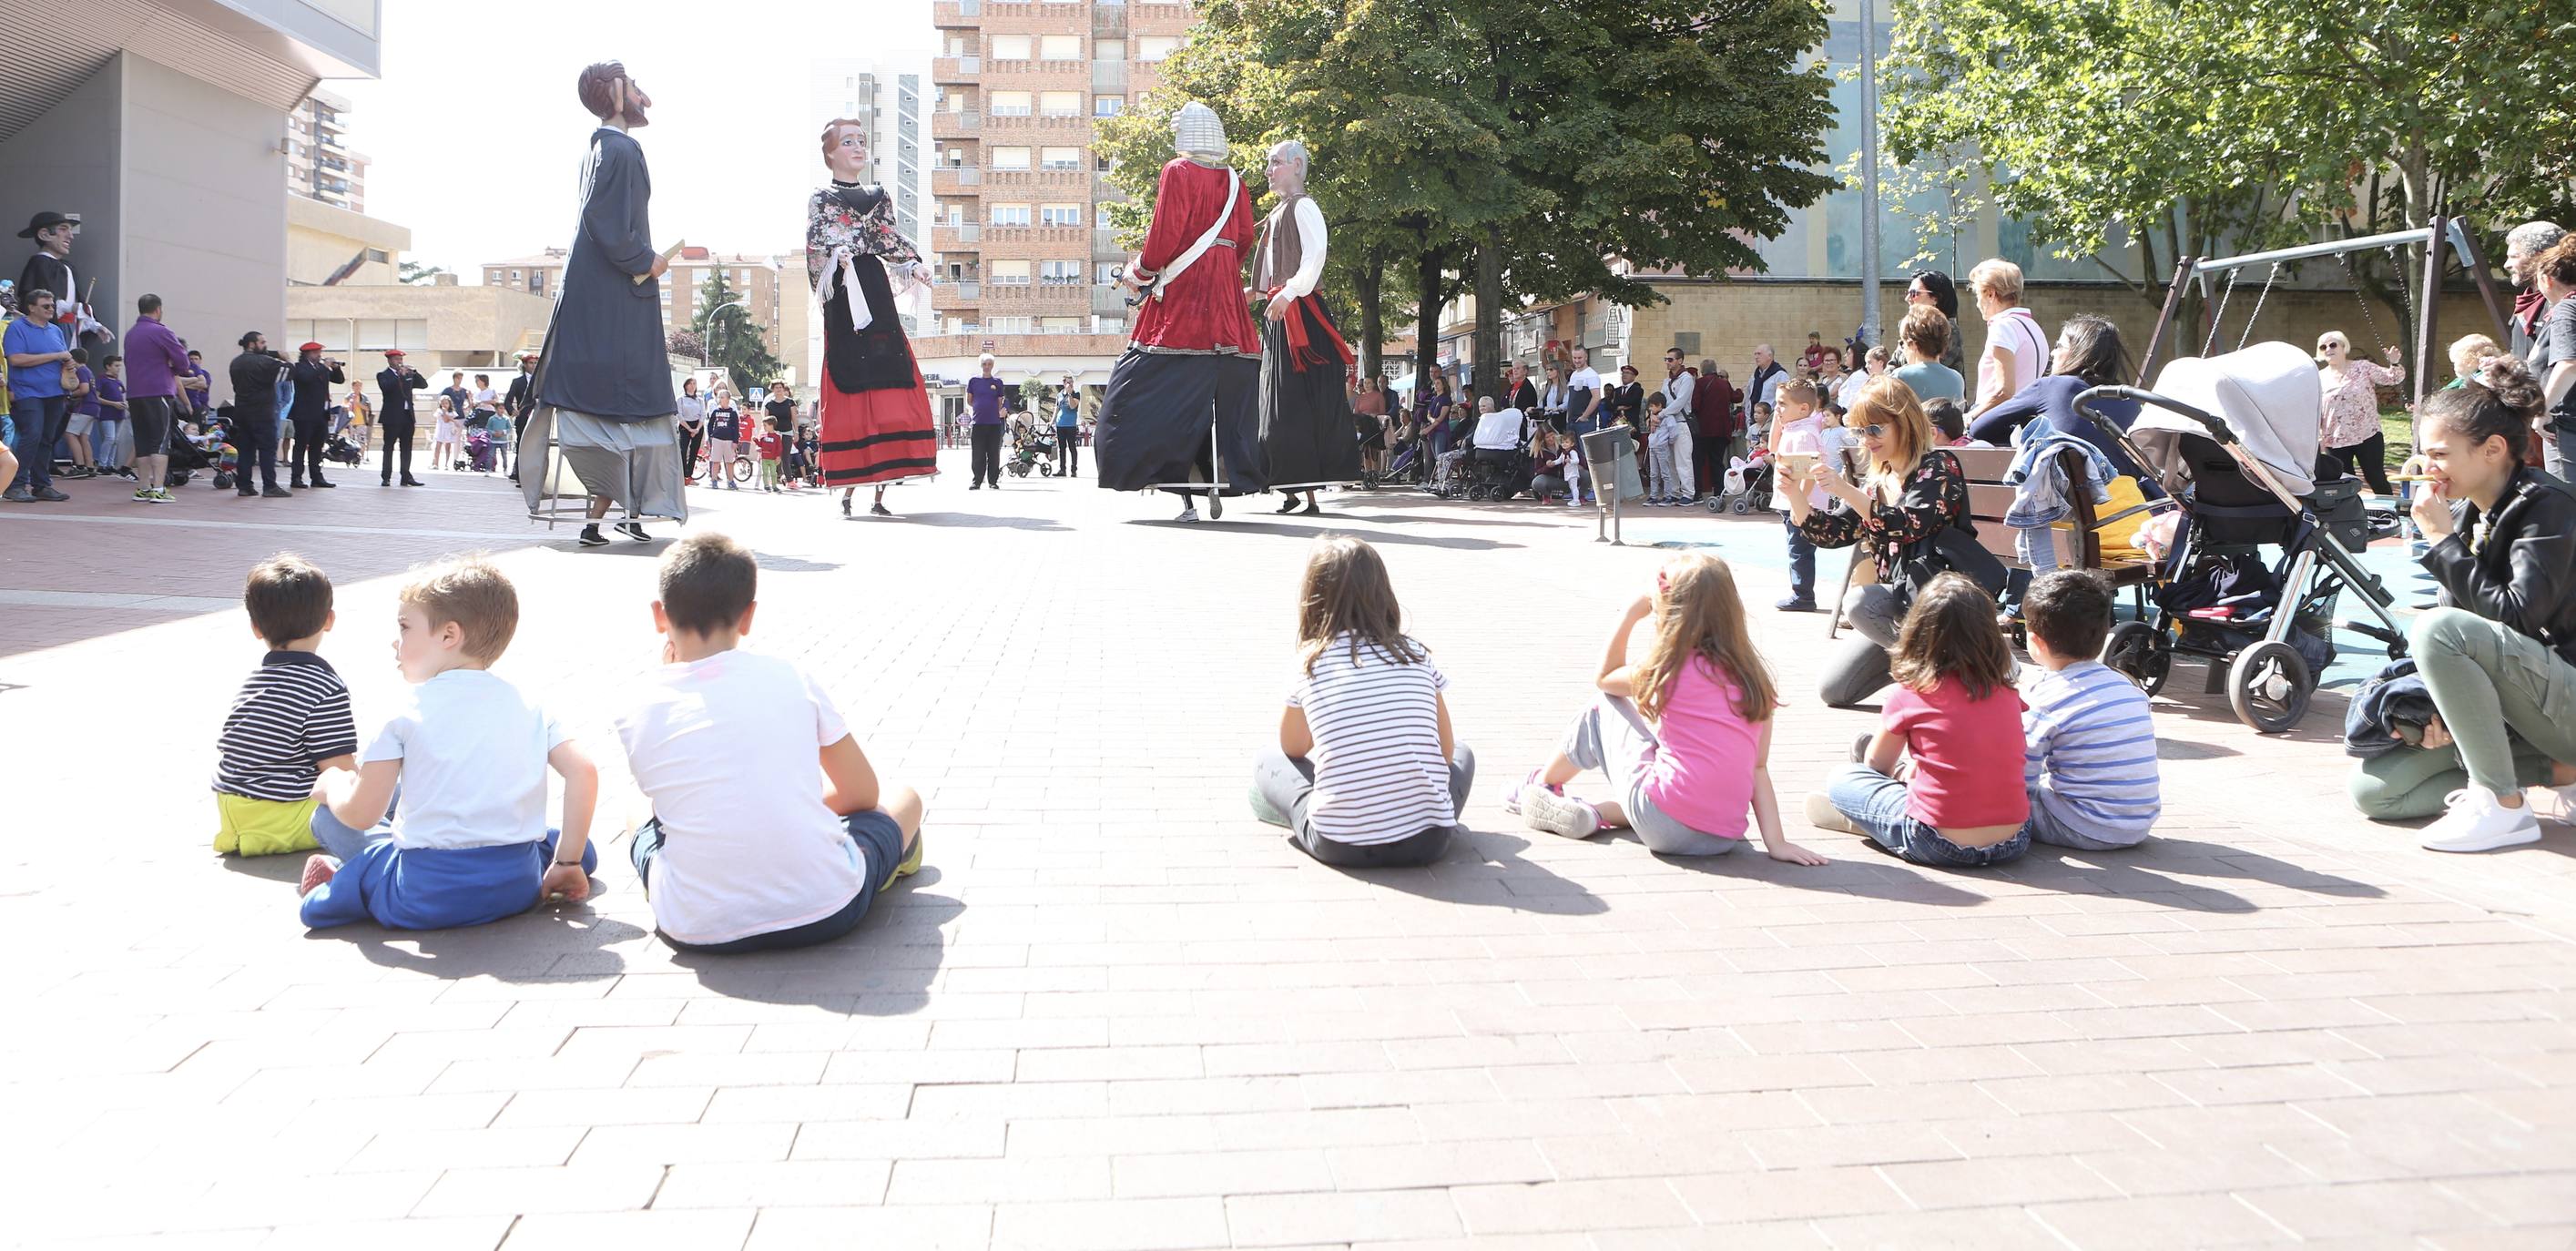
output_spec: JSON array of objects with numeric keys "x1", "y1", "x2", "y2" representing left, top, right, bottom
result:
[
  {"x1": 1510, "y1": 554, "x2": 1828, "y2": 864},
  {"x1": 1808, "y1": 573, "x2": 2031, "y2": 867}
]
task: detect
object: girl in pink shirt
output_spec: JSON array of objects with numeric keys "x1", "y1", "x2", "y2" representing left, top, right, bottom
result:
[
  {"x1": 1511, "y1": 554, "x2": 1828, "y2": 864},
  {"x1": 1808, "y1": 573, "x2": 2031, "y2": 867}
]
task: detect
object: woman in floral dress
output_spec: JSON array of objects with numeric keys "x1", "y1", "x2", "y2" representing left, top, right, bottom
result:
[
  {"x1": 2316, "y1": 331, "x2": 2405, "y2": 496},
  {"x1": 810, "y1": 119, "x2": 937, "y2": 517}
]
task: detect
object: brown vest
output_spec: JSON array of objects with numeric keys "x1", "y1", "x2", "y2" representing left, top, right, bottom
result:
[{"x1": 1257, "y1": 194, "x2": 1307, "y2": 292}]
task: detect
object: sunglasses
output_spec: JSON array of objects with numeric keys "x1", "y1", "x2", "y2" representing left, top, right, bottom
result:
[{"x1": 1853, "y1": 423, "x2": 1888, "y2": 438}]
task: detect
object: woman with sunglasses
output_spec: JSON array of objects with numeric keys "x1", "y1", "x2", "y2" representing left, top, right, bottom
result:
[
  {"x1": 2316, "y1": 331, "x2": 2404, "y2": 496},
  {"x1": 1903, "y1": 270, "x2": 1966, "y2": 374},
  {"x1": 1783, "y1": 377, "x2": 1975, "y2": 707}
]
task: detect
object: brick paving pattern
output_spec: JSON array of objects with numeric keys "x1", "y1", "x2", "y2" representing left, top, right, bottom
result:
[{"x1": 2, "y1": 453, "x2": 2571, "y2": 1248}]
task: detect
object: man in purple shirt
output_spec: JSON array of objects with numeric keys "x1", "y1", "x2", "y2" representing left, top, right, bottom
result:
[
  {"x1": 184, "y1": 350, "x2": 213, "y2": 420},
  {"x1": 964, "y1": 351, "x2": 1009, "y2": 489},
  {"x1": 124, "y1": 292, "x2": 194, "y2": 503}
]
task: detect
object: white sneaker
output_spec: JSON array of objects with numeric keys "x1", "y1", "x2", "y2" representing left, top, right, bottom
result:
[
  {"x1": 1502, "y1": 768, "x2": 1547, "y2": 816},
  {"x1": 1174, "y1": 505, "x2": 1199, "y2": 523},
  {"x1": 1522, "y1": 787, "x2": 1600, "y2": 839},
  {"x1": 2420, "y1": 788, "x2": 2542, "y2": 853}
]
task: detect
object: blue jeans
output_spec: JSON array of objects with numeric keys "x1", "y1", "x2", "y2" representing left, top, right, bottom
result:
[
  {"x1": 1824, "y1": 764, "x2": 2031, "y2": 868},
  {"x1": 9, "y1": 393, "x2": 68, "y2": 491},
  {"x1": 629, "y1": 809, "x2": 908, "y2": 952},
  {"x1": 1783, "y1": 514, "x2": 1817, "y2": 601},
  {"x1": 311, "y1": 785, "x2": 399, "y2": 861}
]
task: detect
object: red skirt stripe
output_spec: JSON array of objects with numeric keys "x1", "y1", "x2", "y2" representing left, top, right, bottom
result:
[{"x1": 820, "y1": 365, "x2": 938, "y2": 487}]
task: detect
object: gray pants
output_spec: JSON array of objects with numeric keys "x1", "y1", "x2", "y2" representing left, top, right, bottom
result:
[
  {"x1": 1559, "y1": 696, "x2": 1743, "y2": 856},
  {"x1": 1250, "y1": 746, "x2": 1473, "y2": 867},
  {"x1": 2349, "y1": 606, "x2": 2576, "y2": 818},
  {"x1": 1819, "y1": 581, "x2": 1903, "y2": 707}
]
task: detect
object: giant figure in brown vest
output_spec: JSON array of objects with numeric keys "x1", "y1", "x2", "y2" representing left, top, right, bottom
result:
[{"x1": 1251, "y1": 138, "x2": 1360, "y2": 505}]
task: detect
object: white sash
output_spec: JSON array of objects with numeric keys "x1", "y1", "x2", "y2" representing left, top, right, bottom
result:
[{"x1": 1147, "y1": 168, "x2": 1241, "y2": 302}]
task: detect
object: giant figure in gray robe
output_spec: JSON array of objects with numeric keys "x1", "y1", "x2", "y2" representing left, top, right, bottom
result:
[{"x1": 522, "y1": 60, "x2": 686, "y2": 542}]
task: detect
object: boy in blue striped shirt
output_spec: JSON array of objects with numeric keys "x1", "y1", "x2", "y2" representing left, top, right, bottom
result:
[{"x1": 2020, "y1": 571, "x2": 2161, "y2": 849}]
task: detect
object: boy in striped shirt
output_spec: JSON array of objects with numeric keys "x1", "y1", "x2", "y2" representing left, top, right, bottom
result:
[
  {"x1": 2019, "y1": 571, "x2": 2162, "y2": 849},
  {"x1": 212, "y1": 554, "x2": 357, "y2": 856}
]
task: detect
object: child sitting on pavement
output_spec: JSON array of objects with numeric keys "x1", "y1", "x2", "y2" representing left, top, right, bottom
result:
[
  {"x1": 212, "y1": 554, "x2": 357, "y2": 857},
  {"x1": 618, "y1": 533, "x2": 926, "y2": 951},
  {"x1": 300, "y1": 556, "x2": 602, "y2": 930},
  {"x1": 1250, "y1": 534, "x2": 1472, "y2": 868},
  {"x1": 2019, "y1": 570, "x2": 2161, "y2": 849},
  {"x1": 1512, "y1": 554, "x2": 1828, "y2": 864},
  {"x1": 1807, "y1": 573, "x2": 2032, "y2": 867}
]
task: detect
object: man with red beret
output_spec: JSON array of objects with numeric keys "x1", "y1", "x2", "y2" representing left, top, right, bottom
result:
[
  {"x1": 374, "y1": 349, "x2": 429, "y2": 486},
  {"x1": 286, "y1": 341, "x2": 344, "y2": 489}
]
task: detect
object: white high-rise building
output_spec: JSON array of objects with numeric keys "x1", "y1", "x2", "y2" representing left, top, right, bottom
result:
[{"x1": 804, "y1": 57, "x2": 932, "y2": 380}]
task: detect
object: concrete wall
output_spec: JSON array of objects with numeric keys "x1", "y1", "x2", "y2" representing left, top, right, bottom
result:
[
  {"x1": 287, "y1": 197, "x2": 410, "y2": 286},
  {"x1": 0, "y1": 59, "x2": 124, "y2": 319},
  {"x1": 120, "y1": 53, "x2": 291, "y2": 383}
]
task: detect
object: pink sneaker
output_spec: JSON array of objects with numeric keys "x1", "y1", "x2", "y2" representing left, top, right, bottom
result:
[{"x1": 299, "y1": 854, "x2": 338, "y2": 897}]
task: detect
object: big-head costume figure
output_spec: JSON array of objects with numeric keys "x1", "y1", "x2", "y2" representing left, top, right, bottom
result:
[
  {"x1": 521, "y1": 60, "x2": 686, "y2": 545},
  {"x1": 809, "y1": 117, "x2": 938, "y2": 518},
  {"x1": 1253, "y1": 138, "x2": 1360, "y2": 491},
  {"x1": 1093, "y1": 102, "x2": 1266, "y2": 520}
]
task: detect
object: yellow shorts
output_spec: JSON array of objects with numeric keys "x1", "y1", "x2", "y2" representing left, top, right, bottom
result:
[{"x1": 214, "y1": 792, "x2": 321, "y2": 857}]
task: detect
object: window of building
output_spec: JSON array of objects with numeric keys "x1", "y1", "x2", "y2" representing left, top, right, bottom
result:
[
  {"x1": 989, "y1": 259, "x2": 1033, "y2": 285},
  {"x1": 1042, "y1": 316, "x2": 1083, "y2": 331},
  {"x1": 989, "y1": 90, "x2": 1033, "y2": 117},
  {"x1": 1040, "y1": 203, "x2": 1082, "y2": 227},
  {"x1": 1094, "y1": 95, "x2": 1124, "y2": 117},
  {"x1": 1138, "y1": 36, "x2": 1181, "y2": 60},
  {"x1": 485, "y1": 270, "x2": 501, "y2": 284},
  {"x1": 1095, "y1": 38, "x2": 1125, "y2": 60},
  {"x1": 1095, "y1": 261, "x2": 1123, "y2": 284},
  {"x1": 1041, "y1": 259, "x2": 1084, "y2": 284},
  {"x1": 991, "y1": 147, "x2": 1032, "y2": 169},
  {"x1": 1096, "y1": 153, "x2": 1115, "y2": 172},
  {"x1": 990, "y1": 315, "x2": 1033, "y2": 333},
  {"x1": 1041, "y1": 146, "x2": 1081, "y2": 170},
  {"x1": 1040, "y1": 91, "x2": 1082, "y2": 117},
  {"x1": 990, "y1": 203, "x2": 1033, "y2": 226},
  {"x1": 1040, "y1": 35, "x2": 1082, "y2": 60},
  {"x1": 510, "y1": 270, "x2": 522, "y2": 281},
  {"x1": 530, "y1": 271, "x2": 545, "y2": 293},
  {"x1": 990, "y1": 34, "x2": 1032, "y2": 59},
  {"x1": 1095, "y1": 317, "x2": 1125, "y2": 335}
]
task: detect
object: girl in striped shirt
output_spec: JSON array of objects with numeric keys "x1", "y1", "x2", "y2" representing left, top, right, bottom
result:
[{"x1": 1250, "y1": 536, "x2": 1471, "y2": 867}]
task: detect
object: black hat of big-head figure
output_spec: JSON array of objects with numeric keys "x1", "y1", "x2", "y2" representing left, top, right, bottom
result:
[{"x1": 17, "y1": 210, "x2": 79, "y2": 239}]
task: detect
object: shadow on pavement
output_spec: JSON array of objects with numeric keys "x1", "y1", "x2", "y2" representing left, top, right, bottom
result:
[
  {"x1": 657, "y1": 874, "x2": 956, "y2": 1013},
  {"x1": 1356, "y1": 829, "x2": 1609, "y2": 915},
  {"x1": 321, "y1": 905, "x2": 655, "y2": 981},
  {"x1": 1651, "y1": 835, "x2": 1992, "y2": 907},
  {"x1": 894, "y1": 512, "x2": 1072, "y2": 532},
  {"x1": 1126, "y1": 519, "x2": 1519, "y2": 552},
  {"x1": 2002, "y1": 838, "x2": 2385, "y2": 911}
]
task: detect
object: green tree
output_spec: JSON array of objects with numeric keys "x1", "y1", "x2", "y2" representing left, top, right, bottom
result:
[
  {"x1": 689, "y1": 269, "x2": 786, "y2": 396},
  {"x1": 1881, "y1": 0, "x2": 2574, "y2": 356},
  {"x1": 398, "y1": 260, "x2": 450, "y2": 286}
]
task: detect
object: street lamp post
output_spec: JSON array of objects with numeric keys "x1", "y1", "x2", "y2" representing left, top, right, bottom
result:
[
  {"x1": 1858, "y1": 0, "x2": 1884, "y2": 350},
  {"x1": 704, "y1": 299, "x2": 745, "y2": 387}
]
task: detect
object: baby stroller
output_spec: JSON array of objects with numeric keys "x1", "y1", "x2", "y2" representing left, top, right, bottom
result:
[
  {"x1": 464, "y1": 425, "x2": 495, "y2": 473},
  {"x1": 1716, "y1": 451, "x2": 1775, "y2": 514},
  {"x1": 323, "y1": 430, "x2": 365, "y2": 466},
  {"x1": 1007, "y1": 429, "x2": 1058, "y2": 478},
  {"x1": 2078, "y1": 342, "x2": 2407, "y2": 733}
]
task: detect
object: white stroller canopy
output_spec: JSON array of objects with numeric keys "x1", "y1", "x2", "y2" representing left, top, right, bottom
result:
[
  {"x1": 1472, "y1": 407, "x2": 1528, "y2": 451},
  {"x1": 2133, "y1": 342, "x2": 2324, "y2": 496}
]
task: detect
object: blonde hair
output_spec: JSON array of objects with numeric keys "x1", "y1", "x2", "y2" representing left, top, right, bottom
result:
[
  {"x1": 399, "y1": 556, "x2": 518, "y2": 663},
  {"x1": 1295, "y1": 535, "x2": 1425, "y2": 676},
  {"x1": 1968, "y1": 258, "x2": 2024, "y2": 305},
  {"x1": 2448, "y1": 333, "x2": 2502, "y2": 379},
  {"x1": 1847, "y1": 376, "x2": 1935, "y2": 499},
  {"x1": 1633, "y1": 554, "x2": 1775, "y2": 724}
]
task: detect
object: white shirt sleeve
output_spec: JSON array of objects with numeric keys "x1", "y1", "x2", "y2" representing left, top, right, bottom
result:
[{"x1": 1280, "y1": 198, "x2": 1329, "y2": 300}]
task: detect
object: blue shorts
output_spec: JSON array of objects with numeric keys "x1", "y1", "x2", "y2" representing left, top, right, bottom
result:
[{"x1": 629, "y1": 809, "x2": 905, "y2": 953}]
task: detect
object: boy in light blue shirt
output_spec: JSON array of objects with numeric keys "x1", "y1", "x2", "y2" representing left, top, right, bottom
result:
[{"x1": 2019, "y1": 570, "x2": 2161, "y2": 849}]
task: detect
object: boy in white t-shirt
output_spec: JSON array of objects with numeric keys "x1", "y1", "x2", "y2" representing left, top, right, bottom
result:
[
  {"x1": 300, "y1": 557, "x2": 602, "y2": 931},
  {"x1": 617, "y1": 533, "x2": 925, "y2": 952},
  {"x1": 1766, "y1": 377, "x2": 1830, "y2": 612}
]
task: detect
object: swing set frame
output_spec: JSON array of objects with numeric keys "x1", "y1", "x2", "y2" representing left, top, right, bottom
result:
[{"x1": 2133, "y1": 217, "x2": 2520, "y2": 417}]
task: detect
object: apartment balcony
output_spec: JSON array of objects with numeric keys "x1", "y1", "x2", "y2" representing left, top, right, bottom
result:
[
  {"x1": 983, "y1": 168, "x2": 1089, "y2": 191},
  {"x1": 984, "y1": 111, "x2": 1092, "y2": 138},
  {"x1": 1094, "y1": 286, "x2": 1134, "y2": 317},
  {"x1": 1092, "y1": 174, "x2": 1128, "y2": 203},
  {"x1": 1093, "y1": 4, "x2": 1127, "y2": 36},
  {"x1": 1092, "y1": 59, "x2": 1127, "y2": 92},
  {"x1": 982, "y1": 281, "x2": 1092, "y2": 313},
  {"x1": 932, "y1": 0, "x2": 982, "y2": 23},
  {"x1": 1092, "y1": 229, "x2": 1126, "y2": 261},
  {"x1": 976, "y1": 224, "x2": 1089, "y2": 248},
  {"x1": 932, "y1": 223, "x2": 983, "y2": 251},
  {"x1": 933, "y1": 55, "x2": 981, "y2": 81},
  {"x1": 935, "y1": 280, "x2": 983, "y2": 307},
  {"x1": 931, "y1": 165, "x2": 984, "y2": 195},
  {"x1": 932, "y1": 109, "x2": 982, "y2": 138}
]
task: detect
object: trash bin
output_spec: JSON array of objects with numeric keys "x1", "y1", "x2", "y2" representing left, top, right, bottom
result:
[{"x1": 1577, "y1": 425, "x2": 1644, "y2": 544}]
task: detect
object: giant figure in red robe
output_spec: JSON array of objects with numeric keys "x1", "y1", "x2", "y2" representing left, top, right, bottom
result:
[{"x1": 1093, "y1": 102, "x2": 1266, "y2": 521}]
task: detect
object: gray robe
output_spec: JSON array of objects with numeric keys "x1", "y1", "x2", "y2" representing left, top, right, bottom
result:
[{"x1": 523, "y1": 126, "x2": 685, "y2": 524}]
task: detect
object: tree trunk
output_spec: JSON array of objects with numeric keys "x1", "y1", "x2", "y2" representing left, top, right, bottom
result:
[
  {"x1": 1356, "y1": 244, "x2": 1385, "y2": 381},
  {"x1": 1416, "y1": 246, "x2": 1447, "y2": 387},
  {"x1": 1472, "y1": 228, "x2": 1503, "y2": 401}
]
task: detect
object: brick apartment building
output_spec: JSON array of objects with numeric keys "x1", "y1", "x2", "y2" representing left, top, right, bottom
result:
[
  {"x1": 919, "y1": 0, "x2": 1198, "y2": 398},
  {"x1": 480, "y1": 246, "x2": 789, "y2": 361}
]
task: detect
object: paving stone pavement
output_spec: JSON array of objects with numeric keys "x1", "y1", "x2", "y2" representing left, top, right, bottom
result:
[{"x1": 2, "y1": 453, "x2": 2571, "y2": 1249}]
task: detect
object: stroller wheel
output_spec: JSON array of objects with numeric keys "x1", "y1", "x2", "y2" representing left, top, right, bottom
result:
[
  {"x1": 1728, "y1": 497, "x2": 1750, "y2": 514},
  {"x1": 2101, "y1": 621, "x2": 2171, "y2": 696},
  {"x1": 2228, "y1": 640, "x2": 2313, "y2": 734}
]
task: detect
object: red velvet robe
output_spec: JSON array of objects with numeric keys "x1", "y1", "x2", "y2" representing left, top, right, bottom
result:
[{"x1": 1130, "y1": 158, "x2": 1258, "y2": 357}]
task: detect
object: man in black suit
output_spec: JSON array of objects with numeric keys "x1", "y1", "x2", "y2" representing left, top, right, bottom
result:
[
  {"x1": 374, "y1": 349, "x2": 429, "y2": 485},
  {"x1": 504, "y1": 352, "x2": 538, "y2": 483},
  {"x1": 286, "y1": 341, "x2": 345, "y2": 488}
]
